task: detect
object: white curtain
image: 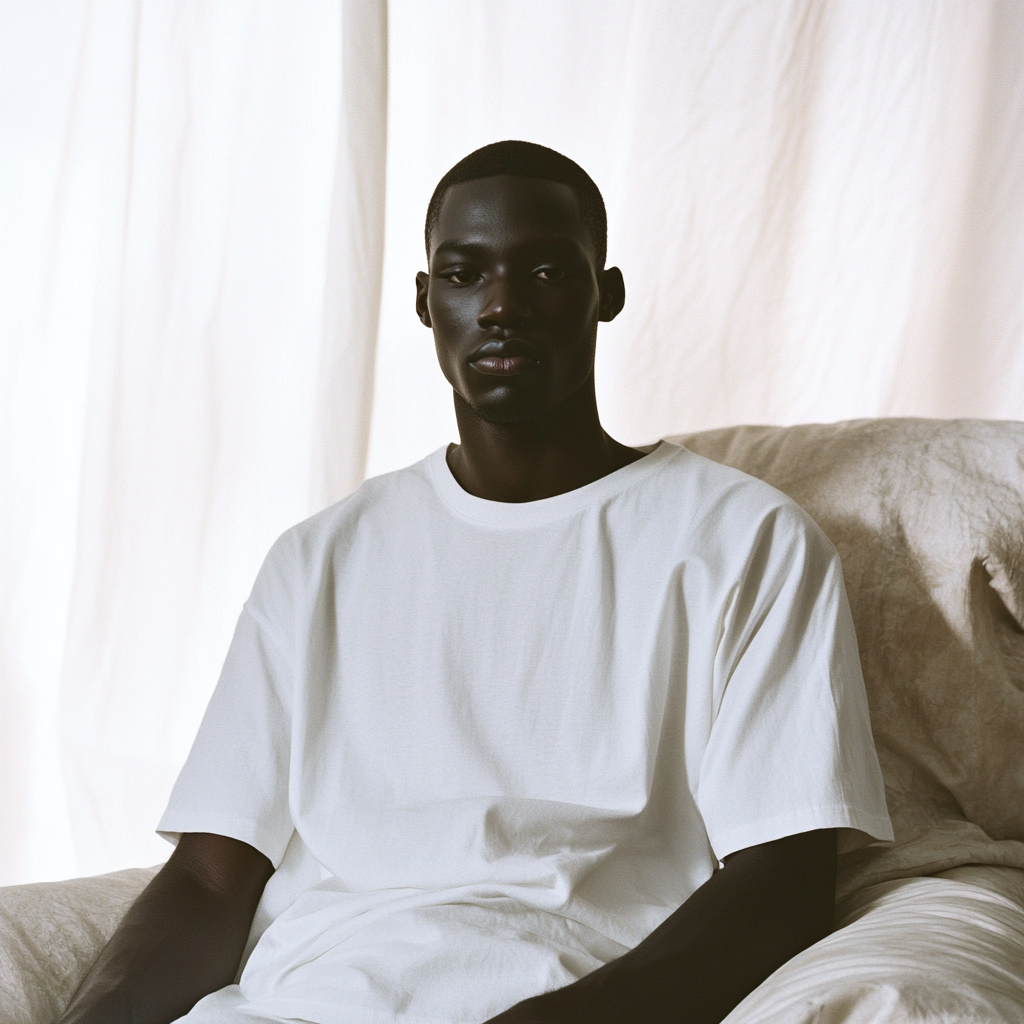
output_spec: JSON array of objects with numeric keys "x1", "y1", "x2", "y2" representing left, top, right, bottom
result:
[
  {"x1": 2, "y1": 0, "x2": 1022, "y2": 885},
  {"x1": 1, "y1": 0, "x2": 387, "y2": 882}
]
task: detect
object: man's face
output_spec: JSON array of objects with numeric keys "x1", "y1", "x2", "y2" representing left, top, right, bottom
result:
[{"x1": 416, "y1": 176, "x2": 623, "y2": 424}]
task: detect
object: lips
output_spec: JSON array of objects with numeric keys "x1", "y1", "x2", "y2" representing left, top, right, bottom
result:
[
  {"x1": 471, "y1": 355, "x2": 537, "y2": 375},
  {"x1": 468, "y1": 339, "x2": 539, "y2": 376}
]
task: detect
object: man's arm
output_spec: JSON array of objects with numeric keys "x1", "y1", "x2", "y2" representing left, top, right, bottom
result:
[
  {"x1": 488, "y1": 828, "x2": 837, "y2": 1024},
  {"x1": 57, "y1": 832, "x2": 273, "y2": 1024}
]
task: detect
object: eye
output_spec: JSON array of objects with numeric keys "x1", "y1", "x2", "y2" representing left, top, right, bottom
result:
[
  {"x1": 534, "y1": 266, "x2": 569, "y2": 282},
  {"x1": 440, "y1": 268, "x2": 479, "y2": 285}
]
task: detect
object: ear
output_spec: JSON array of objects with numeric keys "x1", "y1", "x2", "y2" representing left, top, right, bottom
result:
[
  {"x1": 598, "y1": 266, "x2": 625, "y2": 322},
  {"x1": 415, "y1": 271, "x2": 431, "y2": 327}
]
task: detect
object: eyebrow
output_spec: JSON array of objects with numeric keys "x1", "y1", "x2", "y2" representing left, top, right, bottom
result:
[
  {"x1": 431, "y1": 237, "x2": 584, "y2": 262},
  {"x1": 431, "y1": 241, "x2": 491, "y2": 260}
]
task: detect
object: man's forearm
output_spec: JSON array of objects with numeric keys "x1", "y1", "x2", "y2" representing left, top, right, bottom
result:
[
  {"x1": 488, "y1": 829, "x2": 837, "y2": 1024},
  {"x1": 58, "y1": 833, "x2": 273, "y2": 1024}
]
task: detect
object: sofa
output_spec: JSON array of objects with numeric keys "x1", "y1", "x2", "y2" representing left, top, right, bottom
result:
[{"x1": 3, "y1": 418, "x2": 1023, "y2": 1023}]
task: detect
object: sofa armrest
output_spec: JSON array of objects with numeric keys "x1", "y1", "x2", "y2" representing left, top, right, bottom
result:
[
  {"x1": 0, "y1": 866, "x2": 159, "y2": 1024},
  {"x1": 722, "y1": 867, "x2": 1024, "y2": 1023}
]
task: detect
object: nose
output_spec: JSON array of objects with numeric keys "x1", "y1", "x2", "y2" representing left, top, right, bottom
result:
[{"x1": 477, "y1": 273, "x2": 531, "y2": 331}]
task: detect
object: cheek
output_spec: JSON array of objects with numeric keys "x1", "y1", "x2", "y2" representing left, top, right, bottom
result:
[
  {"x1": 432, "y1": 334, "x2": 462, "y2": 391},
  {"x1": 542, "y1": 285, "x2": 599, "y2": 326},
  {"x1": 545, "y1": 294, "x2": 600, "y2": 346},
  {"x1": 428, "y1": 300, "x2": 474, "y2": 385},
  {"x1": 429, "y1": 292, "x2": 478, "y2": 333}
]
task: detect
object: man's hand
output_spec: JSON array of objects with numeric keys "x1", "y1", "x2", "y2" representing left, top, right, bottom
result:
[
  {"x1": 485, "y1": 829, "x2": 837, "y2": 1024},
  {"x1": 58, "y1": 832, "x2": 273, "y2": 1024}
]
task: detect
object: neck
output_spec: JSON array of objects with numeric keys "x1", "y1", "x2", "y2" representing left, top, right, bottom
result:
[{"x1": 446, "y1": 374, "x2": 644, "y2": 502}]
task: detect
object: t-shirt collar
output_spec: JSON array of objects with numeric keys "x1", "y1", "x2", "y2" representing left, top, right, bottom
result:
[{"x1": 428, "y1": 440, "x2": 673, "y2": 527}]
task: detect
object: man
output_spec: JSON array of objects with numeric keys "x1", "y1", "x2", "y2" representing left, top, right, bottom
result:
[{"x1": 59, "y1": 141, "x2": 892, "y2": 1024}]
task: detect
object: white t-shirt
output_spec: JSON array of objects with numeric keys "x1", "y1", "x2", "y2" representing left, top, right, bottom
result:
[{"x1": 160, "y1": 441, "x2": 892, "y2": 1024}]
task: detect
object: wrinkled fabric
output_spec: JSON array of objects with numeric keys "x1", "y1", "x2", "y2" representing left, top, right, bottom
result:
[
  {"x1": 0, "y1": 0, "x2": 388, "y2": 883},
  {"x1": 722, "y1": 868, "x2": 1024, "y2": 1023},
  {"x1": 5, "y1": 867, "x2": 1023, "y2": 1024}
]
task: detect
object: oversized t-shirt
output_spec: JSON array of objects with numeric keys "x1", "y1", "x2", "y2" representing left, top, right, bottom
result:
[{"x1": 159, "y1": 441, "x2": 892, "y2": 1024}]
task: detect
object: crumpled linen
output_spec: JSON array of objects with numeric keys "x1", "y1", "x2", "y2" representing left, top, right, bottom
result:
[
  {"x1": 4, "y1": 866, "x2": 1021, "y2": 1024},
  {"x1": 674, "y1": 418, "x2": 1024, "y2": 894}
]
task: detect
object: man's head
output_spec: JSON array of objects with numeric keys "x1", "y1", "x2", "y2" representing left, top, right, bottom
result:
[
  {"x1": 424, "y1": 141, "x2": 608, "y2": 269},
  {"x1": 416, "y1": 141, "x2": 624, "y2": 425}
]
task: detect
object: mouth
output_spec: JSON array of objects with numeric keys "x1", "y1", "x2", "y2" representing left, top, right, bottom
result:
[{"x1": 468, "y1": 339, "x2": 540, "y2": 377}]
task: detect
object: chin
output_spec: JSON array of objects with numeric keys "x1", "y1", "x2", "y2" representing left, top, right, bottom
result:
[{"x1": 465, "y1": 393, "x2": 550, "y2": 425}]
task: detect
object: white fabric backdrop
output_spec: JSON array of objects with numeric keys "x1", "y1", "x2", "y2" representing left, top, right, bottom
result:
[
  {"x1": 1, "y1": 0, "x2": 387, "y2": 883},
  {"x1": 2, "y1": 0, "x2": 1022, "y2": 885}
]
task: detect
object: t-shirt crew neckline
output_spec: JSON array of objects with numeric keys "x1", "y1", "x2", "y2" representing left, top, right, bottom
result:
[{"x1": 428, "y1": 440, "x2": 672, "y2": 527}]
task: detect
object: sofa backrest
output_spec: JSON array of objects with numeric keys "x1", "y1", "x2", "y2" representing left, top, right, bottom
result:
[{"x1": 672, "y1": 418, "x2": 1024, "y2": 894}]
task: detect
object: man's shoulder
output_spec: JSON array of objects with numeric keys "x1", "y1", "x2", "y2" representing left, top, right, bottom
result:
[
  {"x1": 262, "y1": 452, "x2": 441, "y2": 570},
  {"x1": 650, "y1": 443, "x2": 837, "y2": 569},
  {"x1": 652, "y1": 442, "x2": 814, "y2": 523}
]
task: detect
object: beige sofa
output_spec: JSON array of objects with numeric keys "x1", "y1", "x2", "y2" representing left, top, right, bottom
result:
[{"x1": 3, "y1": 419, "x2": 1023, "y2": 1023}]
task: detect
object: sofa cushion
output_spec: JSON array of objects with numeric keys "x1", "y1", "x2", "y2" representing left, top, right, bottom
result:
[
  {"x1": 0, "y1": 866, "x2": 157, "y2": 1024},
  {"x1": 673, "y1": 419, "x2": 1024, "y2": 893}
]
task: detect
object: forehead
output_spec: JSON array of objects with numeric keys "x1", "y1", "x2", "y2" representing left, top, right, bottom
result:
[{"x1": 430, "y1": 175, "x2": 589, "y2": 258}]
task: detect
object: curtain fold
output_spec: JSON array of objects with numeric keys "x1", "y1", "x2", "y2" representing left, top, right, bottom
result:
[
  {"x1": 1, "y1": 1, "x2": 388, "y2": 881},
  {"x1": 1, "y1": 0, "x2": 1022, "y2": 884},
  {"x1": 310, "y1": 0, "x2": 388, "y2": 510}
]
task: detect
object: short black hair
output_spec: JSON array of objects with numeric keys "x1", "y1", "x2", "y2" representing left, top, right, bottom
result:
[{"x1": 424, "y1": 140, "x2": 608, "y2": 269}]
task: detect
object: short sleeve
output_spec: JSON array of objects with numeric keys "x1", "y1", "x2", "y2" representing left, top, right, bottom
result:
[
  {"x1": 696, "y1": 503, "x2": 893, "y2": 861},
  {"x1": 157, "y1": 545, "x2": 296, "y2": 868}
]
